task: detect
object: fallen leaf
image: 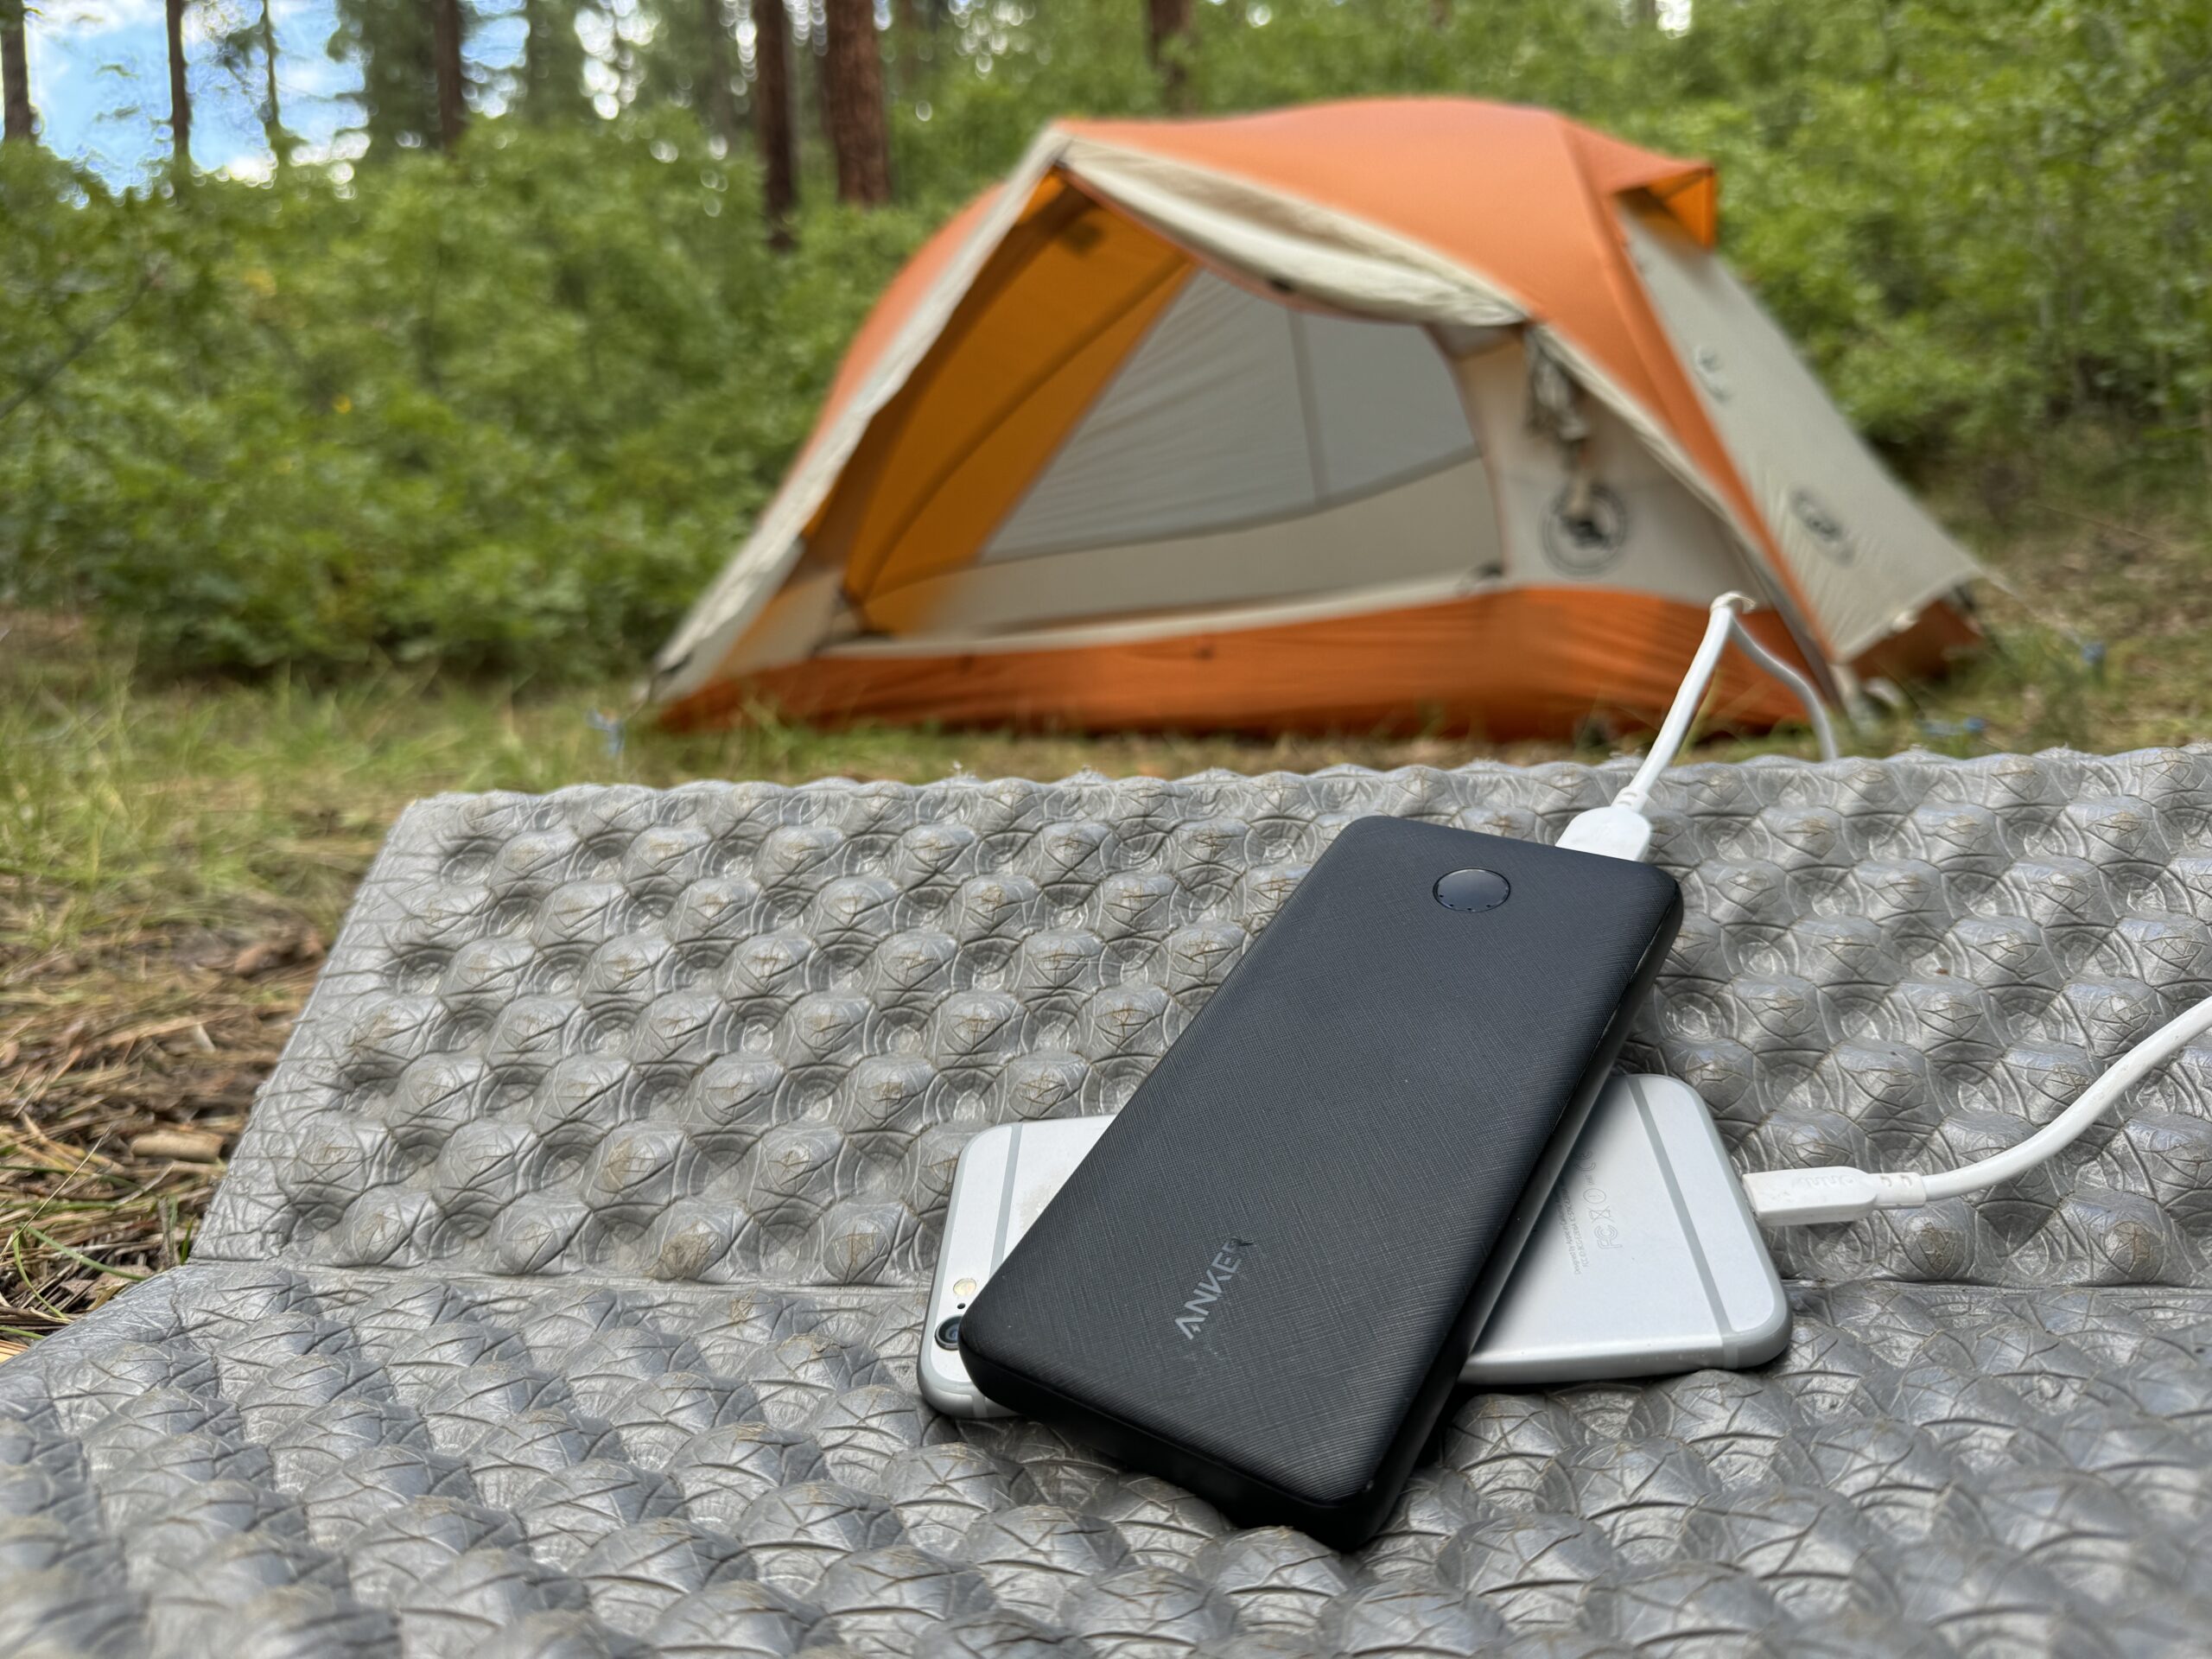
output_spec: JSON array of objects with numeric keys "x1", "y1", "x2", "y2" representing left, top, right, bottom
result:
[
  {"x1": 130, "y1": 1128, "x2": 227, "y2": 1163},
  {"x1": 230, "y1": 940, "x2": 284, "y2": 977},
  {"x1": 231, "y1": 925, "x2": 327, "y2": 977}
]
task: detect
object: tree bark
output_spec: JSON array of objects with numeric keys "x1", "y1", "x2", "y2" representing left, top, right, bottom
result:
[
  {"x1": 1146, "y1": 0, "x2": 1190, "y2": 101},
  {"x1": 519, "y1": 0, "x2": 590, "y2": 122},
  {"x1": 257, "y1": 0, "x2": 288, "y2": 168},
  {"x1": 1, "y1": 0, "x2": 33, "y2": 144},
  {"x1": 166, "y1": 0, "x2": 192, "y2": 168},
  {"x1": 893, "y1": 0, "x2": 919, "y2": 94},
  {"x1": 820, "y1": 0, "x2": 890, "y2": 207},
  {"x1": 431, "y1": 0, "x2": 466, "y2": 149},
  {"x1": 700, "y1": 0, "x2": 741, "y2": 151},
  {"x1": 519, "y1": 0, "x2": 550, "y2": 118},
  {"x1": 752, "y1": 0, "x2": 797, "y2": 245}
]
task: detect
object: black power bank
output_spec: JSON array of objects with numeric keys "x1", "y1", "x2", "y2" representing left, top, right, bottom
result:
[{"x1": 957, "y1": 815, "x2": 1682, "y2": 1548}]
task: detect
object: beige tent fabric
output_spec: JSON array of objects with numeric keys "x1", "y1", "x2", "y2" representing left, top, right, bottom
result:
[
  {"x1": 979, "y1": 271, "x2": 1477, "y2": 564},
  {"x1": 1055, "y1": 137, "x2": 1529, "y2": 330},
  {"x1": 1455, "y1": 335, "x2": 1768, "y2": 611},
  {"x1": 1618, "y1": 200, "x2": 1980, "y2": 658},
  {"x1": 865, "y1": 465, "x2": 1500, "y2": 640}
]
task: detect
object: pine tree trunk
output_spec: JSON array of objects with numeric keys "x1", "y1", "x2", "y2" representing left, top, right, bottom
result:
[
  {"x1": 518, "y1": 0, "x2": 590, "y2": 122},
  {"x1": 166, "y1": 0, "x2": 192, "y2": 168},
  {"x1": 821, "y1": 0, "x2": 890, "y2": 207},
  {"x1": 700, "y1": 0, "x2": 741, "y2": 151},
  {"x1": 1146, "y1": 0, "x2": 1190, "y2": 101},
  {"x1": 1, "y1": 0, "x2": 33, "y2": 144},
  {"x1": 893, "y1": 0, "x2": 918, "y2": 94},
  {"x1": 431, "y1": 0, "x2": 467, "y2": 149},
  {"x1": 520, "y1": 0, "x2": 550, "y2": 118},
  {"x1": 753, "y1": 0, "x2": 797, "y2": 245},
  {"x1": 258, "y1": 0, "x2": 288, "y2": 168}
]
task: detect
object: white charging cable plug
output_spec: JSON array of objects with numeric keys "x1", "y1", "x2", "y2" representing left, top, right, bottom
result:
[{"x1": 1559, "y1": 593, "x2": 1838, "y2": 863}]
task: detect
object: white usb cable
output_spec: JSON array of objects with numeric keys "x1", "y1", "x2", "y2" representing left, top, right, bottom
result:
[
  {"x1": 1554, "y1": 592, "x2": 2212, "y2": 1227},
  {"x1": 1737, "y1": 992, "x2": 2212, "y2": 1224},
  {"x1": 1558, "y1": 593, "x2": 1838, "y2": 863}
]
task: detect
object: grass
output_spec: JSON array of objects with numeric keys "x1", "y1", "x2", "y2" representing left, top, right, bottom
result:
[{"x1": 3, "y1": 478, "x2": 2209, "y2": 1356}]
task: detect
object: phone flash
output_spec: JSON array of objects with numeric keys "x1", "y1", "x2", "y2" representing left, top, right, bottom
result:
[{"x1": 953, "y1": 1278, "x2": 977, "y2": 1300}]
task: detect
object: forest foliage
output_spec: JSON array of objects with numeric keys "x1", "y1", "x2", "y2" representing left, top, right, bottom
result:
[{"x1": 3, "y1": 0, "x2": 2211, "y2": 677}]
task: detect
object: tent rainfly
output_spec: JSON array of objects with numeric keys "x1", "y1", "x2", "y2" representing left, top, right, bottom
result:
[{"x1": 652, "y1": 99, "x2": 1981, "y2": 738}]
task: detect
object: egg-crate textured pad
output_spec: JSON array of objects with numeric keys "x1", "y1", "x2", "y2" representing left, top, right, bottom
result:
[{"x1": 15, "y1": 747, "x2": 2212, "y2": 1658}]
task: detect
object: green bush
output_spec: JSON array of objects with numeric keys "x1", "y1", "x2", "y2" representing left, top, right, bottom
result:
[{"x1": 0, "y1": 118, "x2": 931, "y2": 674}]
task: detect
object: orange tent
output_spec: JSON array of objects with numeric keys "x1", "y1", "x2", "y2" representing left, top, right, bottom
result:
[{"x1": 653, "y1": 99, "x2": 1980, "y2": 738}]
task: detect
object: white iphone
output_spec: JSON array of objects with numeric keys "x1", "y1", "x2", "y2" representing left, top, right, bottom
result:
[{"x1": 919, "y1": 1073, "x2": 1788, "y2": 1416}]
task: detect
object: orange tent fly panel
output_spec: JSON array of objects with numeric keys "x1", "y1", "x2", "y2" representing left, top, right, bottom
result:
[{"x1": 652, "y1": 99, "x2": 1980, "y2": 738}]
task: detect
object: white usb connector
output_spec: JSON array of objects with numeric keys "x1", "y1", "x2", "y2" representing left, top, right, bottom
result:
[
  {"x1": 1554, "y1": 804, "x2": 1654, "y2": 863},
  {"x1": 1736, "y1": 1166, "x2": 1927, "y2": 1226}
]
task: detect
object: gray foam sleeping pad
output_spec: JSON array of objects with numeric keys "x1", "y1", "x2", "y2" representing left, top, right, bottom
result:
[{"x1": 11, "y1": 750, "x2": 2212, "y2": 1658}]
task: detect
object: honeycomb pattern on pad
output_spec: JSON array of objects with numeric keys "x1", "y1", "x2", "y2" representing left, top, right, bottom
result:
[
  {"x1": 12, "y1": 747, "x2": 2212, "y2": 1657},
  {"x1": 9, "y1": 1266, "x2": 2212, "y2": 1657}
]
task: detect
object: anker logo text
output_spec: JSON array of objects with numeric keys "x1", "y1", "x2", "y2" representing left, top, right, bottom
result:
[{"x1": 1175, "y1": 1238, "x2": 1253, "y2": 1339}]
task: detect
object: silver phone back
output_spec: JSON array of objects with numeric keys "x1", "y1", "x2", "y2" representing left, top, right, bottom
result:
[
  {"x1": 918, "y1": 1116, "x2": 1113, "y2": 1415},
  {"x1": 1461, "y1": 1072, "x2": 1789, "y2": 1385}
]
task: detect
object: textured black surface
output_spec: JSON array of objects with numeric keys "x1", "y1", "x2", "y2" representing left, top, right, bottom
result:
[
  {"x1": 10, "y1": 750, "x2": 2212, "y2": 1656},
  {"x1": 960, "y1": 817, "x2": 1681, "y2": 1544}
]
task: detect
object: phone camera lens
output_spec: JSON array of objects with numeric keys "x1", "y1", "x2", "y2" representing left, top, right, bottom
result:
[{"x1": 934, "y1": 1316, "x2": 962, "y2": 1351}]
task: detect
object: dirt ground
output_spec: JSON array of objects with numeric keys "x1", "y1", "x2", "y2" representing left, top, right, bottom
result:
[{"x1": 0, "y1": 915, "x2": 319, "y2": 1357}]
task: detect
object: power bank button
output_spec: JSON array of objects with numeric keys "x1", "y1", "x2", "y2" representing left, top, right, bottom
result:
[{"x1": 1434, "y1": 868, "x2": 1511, "y2": 912}]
